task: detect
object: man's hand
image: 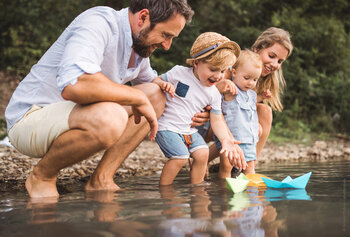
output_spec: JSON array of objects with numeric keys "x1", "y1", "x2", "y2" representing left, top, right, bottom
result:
[
  {"x1": 220, "y1": 139, "x2": 247, "y2": 171},
  {"x1": 191, "y1": 105, "x2": 211, "y2": 127},
  {"x1": 132, "y1": 99, "x2": 158, "y2": 141}
]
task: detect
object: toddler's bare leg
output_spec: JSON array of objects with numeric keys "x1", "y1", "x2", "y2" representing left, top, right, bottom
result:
[
  {"x1": 190, "y1": 148, "x2": 209, "y2": 184},
  {"x1": 160, "y1": 159, "x2": 187, "y2": 185}
]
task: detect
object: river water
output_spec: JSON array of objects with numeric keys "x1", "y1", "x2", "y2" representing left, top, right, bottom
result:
[{"x1": 0, "y1": 159, "x2": 349, "y2": 237}]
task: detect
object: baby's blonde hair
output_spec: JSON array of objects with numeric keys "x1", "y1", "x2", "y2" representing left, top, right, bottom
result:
[
  {"x1": 196, "y1": 48, "x2": 237, "y2": 71},
  {"x1": 252, "y1": 27, "x2": 293, "y2": 112},
  {"x1": 232, "y1": 49, "x2": 262, "y2": 72}
]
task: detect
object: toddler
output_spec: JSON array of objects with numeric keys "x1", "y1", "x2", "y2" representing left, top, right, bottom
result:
[{"x1": 153, "y1": 32, "x2": 245, "y2": 185}]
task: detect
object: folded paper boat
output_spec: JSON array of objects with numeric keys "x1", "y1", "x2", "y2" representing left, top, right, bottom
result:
[
  {"x1": 226, "y1": 173, "x2": 249, "y2": 193},
  {"x1": 245, "y1": 173, "x2": 271, "y2": 187},
  {"x1": 261, "y1": 172, "x2": 312, "y2": 189}
]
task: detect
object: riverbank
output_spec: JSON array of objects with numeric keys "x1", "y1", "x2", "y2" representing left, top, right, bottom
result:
[{"x1": 1, "y1": 138, "x2": 349, "y2": 192}]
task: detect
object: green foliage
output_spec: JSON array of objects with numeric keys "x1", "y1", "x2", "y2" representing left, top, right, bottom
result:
[
  {"x1": 1, "y1": 0, "x2": 350, "y2": 135},
  {"x1": 0, "y1": 118, "x2": 7, "y2": 140}
]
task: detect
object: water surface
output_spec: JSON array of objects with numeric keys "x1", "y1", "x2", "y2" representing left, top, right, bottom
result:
[{"x1": 0, "y1": 159, "x2": 349, "y2": 237}]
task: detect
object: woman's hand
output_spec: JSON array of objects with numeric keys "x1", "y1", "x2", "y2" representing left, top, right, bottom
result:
[{"x1": 261, "y1": 89, "x2": 272, "y2": 99}]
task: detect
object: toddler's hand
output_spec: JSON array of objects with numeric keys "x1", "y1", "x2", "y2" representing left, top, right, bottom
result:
[
  {"x1": 216, "y1": 79, "x2": 237, "y2": 95},
  {"x1": 160, "y1": 81, "x2": 175, "y2": 97},
  {"x1": 220, "y1": 139, "x2": 247, "y2": 171}
]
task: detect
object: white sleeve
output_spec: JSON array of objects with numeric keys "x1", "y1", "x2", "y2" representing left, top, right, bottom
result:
[{"x1": 210, "y1": 88, "x2": 222, "y2": 114}]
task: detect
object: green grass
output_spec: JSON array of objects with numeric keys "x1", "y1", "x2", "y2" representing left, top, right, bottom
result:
[{"x1": 0, "y1": 117, "x2": 7, "y2": 140}]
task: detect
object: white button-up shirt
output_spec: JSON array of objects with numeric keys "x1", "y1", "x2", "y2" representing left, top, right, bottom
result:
[{"x1": 5, "y1": 6, "x2": 156, "y2": 130}]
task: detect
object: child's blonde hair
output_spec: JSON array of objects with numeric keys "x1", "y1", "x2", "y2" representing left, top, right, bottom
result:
[
  {"x1": 252, "y1": 27, "x2": 293, "y2": 112},
  {"x1": 232, "y1": 49, "x2": 262, "y2": 72}
]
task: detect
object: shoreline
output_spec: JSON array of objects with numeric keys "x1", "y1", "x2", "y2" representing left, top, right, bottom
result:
[{"x1": 1, "y1": 138, "x2": 349, "y2": 191}]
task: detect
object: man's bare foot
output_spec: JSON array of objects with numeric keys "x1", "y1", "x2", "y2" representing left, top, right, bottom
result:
[
  {"x1": 25, "y1": 172, "x2": 59, "y2": 198},
  {"x1": 85, "y1": 176, "x2": 120, "y2": 191}
]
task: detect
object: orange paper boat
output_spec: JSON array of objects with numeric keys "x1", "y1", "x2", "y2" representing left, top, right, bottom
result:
[{"x1": 246, "y1": 173, "x2": 271, "y2": 187}]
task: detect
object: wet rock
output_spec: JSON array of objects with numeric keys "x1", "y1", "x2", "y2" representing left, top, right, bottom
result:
[{"x1": 314, "y1": 141, "x2": 328, "y2": 149}]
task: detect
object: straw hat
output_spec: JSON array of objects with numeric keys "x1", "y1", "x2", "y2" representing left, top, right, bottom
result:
[{"x1": 186, "y1": 32, "x2": 240, "y2": 65}]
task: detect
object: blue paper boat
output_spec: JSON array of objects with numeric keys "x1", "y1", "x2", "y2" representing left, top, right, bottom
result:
[{"x1": 261, "y1": 172, "x2": 312, "y2": 189}]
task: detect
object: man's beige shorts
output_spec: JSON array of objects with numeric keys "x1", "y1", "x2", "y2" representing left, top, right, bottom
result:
[{"x1": 8, "y1": 101, "x2": 76, "y2": 158}]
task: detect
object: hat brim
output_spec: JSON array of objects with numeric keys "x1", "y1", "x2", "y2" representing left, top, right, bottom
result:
[{"x1": 186, "y1": 41, "x2": 240, "y2": 65}]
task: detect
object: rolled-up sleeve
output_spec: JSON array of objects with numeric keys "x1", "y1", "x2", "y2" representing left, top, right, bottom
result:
[{"x1": 57, "y1": 14, "x2": 111, "y2": 91}]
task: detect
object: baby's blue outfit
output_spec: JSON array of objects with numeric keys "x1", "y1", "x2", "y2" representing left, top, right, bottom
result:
[{"x1": 214, "y1": 87, "x2": 259, "y2": 162}]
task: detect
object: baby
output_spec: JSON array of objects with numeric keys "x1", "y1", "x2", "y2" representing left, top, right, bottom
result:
[{"x1": 214, "y1": 49, "x2": 263, "y2": 175}]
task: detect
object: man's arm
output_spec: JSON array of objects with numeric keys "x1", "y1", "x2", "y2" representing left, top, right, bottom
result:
[{"x1": 62, "y1": 72, "x2": 158, "y2": 140}]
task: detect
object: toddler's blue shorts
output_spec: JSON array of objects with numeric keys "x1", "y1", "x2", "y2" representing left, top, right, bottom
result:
[{"x1": 155, "y1": 130, "x2": 208, "y2": 159}]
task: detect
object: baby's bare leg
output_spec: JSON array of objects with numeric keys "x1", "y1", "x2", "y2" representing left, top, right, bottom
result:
[
  {"x1": 190, "y1": 148, "x2": 209, "y2": 184},
  {"x1": 160, "y1": 159, "x2": 187, "y2": 185},
  {"x1": 243, "y1": 161, "x2": 255, "y2": 175}
]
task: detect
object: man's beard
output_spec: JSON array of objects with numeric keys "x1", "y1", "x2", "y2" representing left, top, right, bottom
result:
[{"x1": 132, "y1": 27, "x2": 162, "y2": 58}]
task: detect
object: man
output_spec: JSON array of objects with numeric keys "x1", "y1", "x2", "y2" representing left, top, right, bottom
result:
[{"x1": 5, "y1": 0, "x2": 195, "y2": 198}]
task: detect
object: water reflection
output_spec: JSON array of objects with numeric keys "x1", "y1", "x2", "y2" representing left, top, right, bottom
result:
[
  {"x1": 26, "y1": 197, "x2": 58, "y2": 224},
  {"x1": 156, "y1": 182, "x2": 289, "y2": 236},
  {"x1": 263, "y1": 188, "x2": 312, "y2": 202},
  {"x1": 85, "y1": 191, "x2": 121, "y2": 222}
]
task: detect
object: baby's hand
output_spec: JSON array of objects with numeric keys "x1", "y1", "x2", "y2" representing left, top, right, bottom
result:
[
  {"x1": 261, "y1": 89, "x2": 272, "y2": 99},
  {"x1": 216, "y1": 79, "x2": 238, "y2": 95},
  {"x1": 160, "y1": 81, "x2": 175, "y2": 97}
]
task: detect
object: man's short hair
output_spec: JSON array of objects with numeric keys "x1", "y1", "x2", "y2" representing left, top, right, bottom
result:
[{"x1": 130, "y1": 0, "x2": 194, "y2": 29}]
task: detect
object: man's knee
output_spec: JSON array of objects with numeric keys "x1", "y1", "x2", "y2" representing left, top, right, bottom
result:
[
  {"x1": 134, "y1": 83, "x2": 166, "y2": 117},
  {"x1": 83, "y1": 103, "x2": 129, "y2": 148}
]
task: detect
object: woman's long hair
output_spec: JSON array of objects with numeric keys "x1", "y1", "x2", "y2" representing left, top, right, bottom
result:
[{"x1": 252, "y1": 27, "x2": 293, "y2": 112}]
